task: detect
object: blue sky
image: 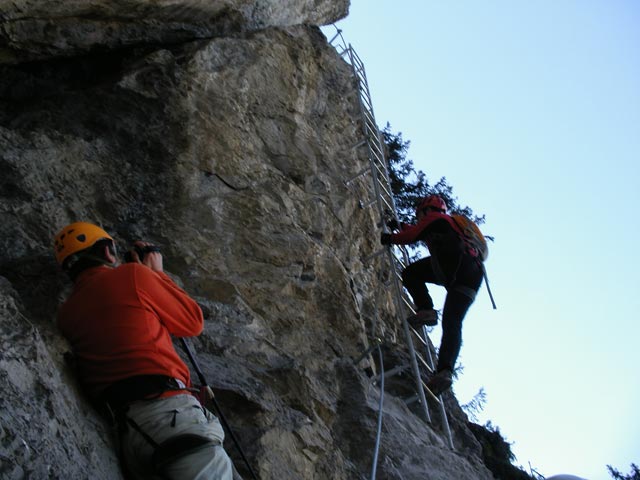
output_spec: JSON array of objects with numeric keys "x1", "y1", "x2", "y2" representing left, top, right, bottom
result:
[{"x1": 324, "y1": 2, "x2": 640, "y2": 479}]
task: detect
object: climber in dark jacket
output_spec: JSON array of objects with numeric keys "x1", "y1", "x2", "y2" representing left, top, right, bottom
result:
[
  {"x1": 54, "y1": 222, "x2": 233, "y2": 480},
  {"x1": 380, "y1": 195, "x2": 484, "y2": 395}
]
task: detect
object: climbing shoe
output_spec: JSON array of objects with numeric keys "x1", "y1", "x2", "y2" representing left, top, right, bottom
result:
[
  {"x1": 426, "y1": 369, "x2": 453, "y2": 396},
  {"x1": 407, "y1": 309, "x2": 438, "y2": 329}
]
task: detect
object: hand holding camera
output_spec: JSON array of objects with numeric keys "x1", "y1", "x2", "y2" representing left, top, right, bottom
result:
[{"x1": 123, "y1": 242, "x2": 163, "y2": 272}]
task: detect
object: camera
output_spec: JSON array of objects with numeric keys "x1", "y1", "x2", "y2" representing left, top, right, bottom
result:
[{"x1": 123, "y1": 245, "x2": 161, "y2": 263}]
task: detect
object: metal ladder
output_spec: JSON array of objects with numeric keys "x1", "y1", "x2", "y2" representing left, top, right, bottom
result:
[{"x1": 327, "y1": 27, "x2": 454, "y2": 458}]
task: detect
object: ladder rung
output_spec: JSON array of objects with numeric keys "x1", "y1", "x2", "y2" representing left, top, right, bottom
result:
[
  {"x1": 402, "y1": 298, "x2": 415, "y2": 313},
  {"x1": 421, "y1": 380, "x2": 443, "y2": 405},
  {"x1": 379, "y1": 197, "x2": 394, "y2": 214},
  {"x1": 363, "y1": 118, "x2": 377, "y2": 138},
  {"x1": 364, "y1": 121, "x2": 379, "y2": 139},
  {"x1": 362, "y1": 107, "x2": 377, "y2": 126},
  {"x1": 415, "y1": 350, "x2": 434, "y2": 373},
  {"x1": 367, "y1": 150, "x2": 385, "y2": 167},
  {"x1": 372, "y1": 162, "x2": 389, "y2": 182},
  {"x1": 361, "y1": 98, "x2": 374, "y2": 115},
  {"x1": 369, "y1": 139, "x2": 384, "y2": 156},
  {"x1": 353, "y1": 65, "x2": 367, "y2": 81},
  {"x1": 374, "y1": 194, "x2": 393, "y2": 215},
  {"x1": 375, "y1": 182, "x2": 393, "y2": 203},
  {"x1": 411, "y1": 328, "x2": 429, "y2": 348},
  {"x1": 371, "y1": 170, "x2": 390, "y2": 190},
  {"x1": 391, "y1": 256, "x2": 408, "y2": 272},
  {"x1": 352, "y1": 59, "x2": 366, "y2": 74},
  {"x1": 403, "y1": 386, "x2": 441, "y2": 407},
  {"x1": 366, "y1": 144, "x2": 380, "y2": 158},
  {"x1": 370, "y1": 154, "x2": 385, "y2": 169}
]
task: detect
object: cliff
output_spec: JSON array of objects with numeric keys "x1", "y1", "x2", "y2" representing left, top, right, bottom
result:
[{"x1": 0, "y1": 1, "x2": 495, "y2": 478}]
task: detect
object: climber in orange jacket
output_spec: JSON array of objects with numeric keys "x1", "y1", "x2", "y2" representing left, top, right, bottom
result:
[
  {"x1": 380, "y1": 195, "x2": 484, "y2": 395},
  {"x1": 54, "y1": 222, "x2": 233, "y2": 480}
]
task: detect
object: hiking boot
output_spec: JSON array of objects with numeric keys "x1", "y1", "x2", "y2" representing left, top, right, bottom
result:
[
  {"x1": 426, "y1": 369, "x2": 453, "y2": 396},
  {"x1": 407, "y1": 309, "x2": 438, "y2": 329}
]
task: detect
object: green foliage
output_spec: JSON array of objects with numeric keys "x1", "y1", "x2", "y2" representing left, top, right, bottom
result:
[
  {"x1": 461, "y1": 387, "x2": 487, "y2": 423},
  {"x1": 381, "y1": 123, "x2": 484, "y2": 225},
  {"x1": 469, "y1": 422, "x2": 534, "y2": 480},
  {"x1": 608, "y1": 463, "x2": 640, "y2": 480}
]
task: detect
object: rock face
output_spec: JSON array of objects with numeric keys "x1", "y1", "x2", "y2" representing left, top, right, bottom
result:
[
  {"x1": 0, "y1": 0, "x2": 349, "y2": 63},
  {"x1": 0, "y1": 1, "x2": 494, "y2": 479}
]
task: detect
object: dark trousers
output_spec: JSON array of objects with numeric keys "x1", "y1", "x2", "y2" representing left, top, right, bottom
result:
[{"x1": 401, "y1": 254, "x2": 483, "y2": 372}]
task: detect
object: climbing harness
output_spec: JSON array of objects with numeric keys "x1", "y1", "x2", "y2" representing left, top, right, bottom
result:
[
  {"x1": 102, "y1": 374, "x2": 189, "y2": 411},
  {"x1": 102, "y1": 346, "x2": 257, "y2": 480},
  {"x1": 122, "y1": 412, "x2": 215, "y2": 474},
  {"x1": 101, "y1": 374, "x2": 214, "y2": 477}
]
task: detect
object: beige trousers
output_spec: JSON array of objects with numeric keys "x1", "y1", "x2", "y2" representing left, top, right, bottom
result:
[{"x1": 121, "y1": 394, "x2": 233, "y2": 480}]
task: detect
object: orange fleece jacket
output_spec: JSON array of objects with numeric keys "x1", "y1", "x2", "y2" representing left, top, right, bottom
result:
[{"x1": 57, "y1": 263, "x2": 203, "y2": 399}]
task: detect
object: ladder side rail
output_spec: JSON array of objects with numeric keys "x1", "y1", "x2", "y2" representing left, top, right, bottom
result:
[
  {"x1": 359, "y1": 95, "x2": 376, "y2": 119},
  {"x1": 370, "y1": 343, "x2": 385, "y2": 480},
  {"x1": 367, "y1": 136, "x2": 385, "y2": 159},
  {"x1": 377, "y1": 195, "x2": 394, "y2": 215},
  {"x1": 341, "y1": 39, "x2": 455, "y2": 448},
  {"x1": 373, "y1": 168, "x2": 394, "y2": 196},
  {"x1": 360, "y1": 72, "x2": 456, "y2": 447},
  {"x1": 416, "y1": 326, "x2": 454, "y2": 449},
  {"x1": 417, "y1": 328, "x2": 437, "y2": 370},
  {"x1": 372, "y1": 127, "x2": 400, "y2": 216},
  {"x1": 368, "y1": 286, "x2": 385, "y2": 479},
  {"x1": 364, "y1": 122, "x2": 381, "y2": 145},
  {"x1": 439, "y1": 396, "x2": 454, "y2": 450},
  {"x1": 348, "y1": 48, "x2": 368, "y2": 79},
  {"x1": 370, "y1": 152, "x2": 386, "y2": 173},
  {"x1": 395, "y1": 244, "x2": 454, "y2": 448},
  {"x1": 373, "y1": 181, "x2": 394, "y2": 207},
  {"x1": 348, "y1": 42, "x2": 434, "y2": 424},
  {"x1": 385, "y1": 248, "x2": 432, "y2": 423},
  {"x1": 394, "y1": 243, "x2": 454, "y2": 449}
]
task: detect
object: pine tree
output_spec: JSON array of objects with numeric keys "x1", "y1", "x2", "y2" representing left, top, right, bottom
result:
[
  {"x1": 608, "y1": 463, "x2": 640, "y2": 480},
  {"x1": 381, "y1": 123, "x2": 484, "y2": 225}
]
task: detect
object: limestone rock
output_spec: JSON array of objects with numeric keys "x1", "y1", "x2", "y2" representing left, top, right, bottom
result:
[
  {"x1": 0, "y1": 1, "x2": 495, "y2": 479},
  {"x1": 0, "y1": 0, "x2": 349, "y2": 63},
  {"x1": 0, "y1": 276, "x2": 120, "y2": 478}
]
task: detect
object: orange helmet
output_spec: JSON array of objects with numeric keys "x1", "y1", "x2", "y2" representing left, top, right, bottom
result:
[{"x1": 53, "y1": 222, "x2": 113, "y2": 266}]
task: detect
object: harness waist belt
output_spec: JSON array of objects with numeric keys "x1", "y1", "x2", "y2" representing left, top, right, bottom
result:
[{"x1": 102, "y1": 374, "x2": 186, "y2": 411}]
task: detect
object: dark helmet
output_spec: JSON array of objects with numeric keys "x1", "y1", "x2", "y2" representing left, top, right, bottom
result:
[{"x1": 416, "y1": 195, "x2": 447, "y2": 214}]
